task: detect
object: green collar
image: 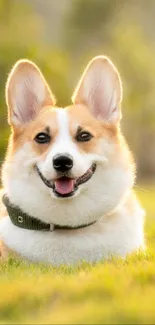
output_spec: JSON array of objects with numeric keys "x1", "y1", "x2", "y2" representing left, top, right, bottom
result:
[{"x1": 2, "y1": 195, "x2": 96, "y2": 231}]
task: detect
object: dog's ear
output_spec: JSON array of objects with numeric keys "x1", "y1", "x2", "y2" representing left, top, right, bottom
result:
[
  {"x1": 72, "y1": 56, "x2": 122, "y2": 123},
  {"x1": 6, "y1": 59, "x2": 56, "y2": 126}
]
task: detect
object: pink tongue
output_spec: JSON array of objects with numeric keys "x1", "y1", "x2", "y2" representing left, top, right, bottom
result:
[{"x1": 55, "y1": 178, "x2": 74, "y2": 195}]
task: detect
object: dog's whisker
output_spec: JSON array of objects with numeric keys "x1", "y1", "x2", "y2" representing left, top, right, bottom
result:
[{"x1": 134, "y1": 185, "x2": 151, "y2": 193}]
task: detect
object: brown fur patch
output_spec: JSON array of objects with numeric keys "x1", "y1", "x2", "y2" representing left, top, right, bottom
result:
[
  {"x1": 67, "y1": 104, "x2": 119, "y2": 154},
  {"x1": 0, "y1": 189, "x2": 10, "y2": 259},
  {"x1": 7, "y1": 107, "x2": 59, "y2": 158}
]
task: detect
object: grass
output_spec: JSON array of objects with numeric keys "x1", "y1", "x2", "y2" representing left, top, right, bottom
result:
[{"x1": 0, "y1": 185, "x2": 155, "y2": 324}]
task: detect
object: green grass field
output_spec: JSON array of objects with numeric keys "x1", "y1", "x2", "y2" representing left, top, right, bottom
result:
[{"x1": 0, "y1": 186, "x2": 155, "y2": 324}]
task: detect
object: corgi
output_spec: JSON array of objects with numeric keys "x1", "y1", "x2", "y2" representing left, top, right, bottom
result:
[{"x1": 0, "y1": 56, "x2": 145, "y2": 265}]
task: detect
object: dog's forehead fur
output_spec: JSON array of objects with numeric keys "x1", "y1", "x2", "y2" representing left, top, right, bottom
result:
[{"x1": 10, "y1": 103, "x2": 119, "y2": 158}]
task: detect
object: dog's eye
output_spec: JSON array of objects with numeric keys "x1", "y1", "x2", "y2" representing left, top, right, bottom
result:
[
  {"x1": 34, "y1": 132, "x2": 51, "y2": 144},
  {"x1": 76, "y1": 131, "x2": 93, "y2": 142}
]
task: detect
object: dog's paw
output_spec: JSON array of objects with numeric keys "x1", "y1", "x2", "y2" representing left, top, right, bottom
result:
[{"x1": 0, "y1": 241, "x2": 9, "y2": 261}]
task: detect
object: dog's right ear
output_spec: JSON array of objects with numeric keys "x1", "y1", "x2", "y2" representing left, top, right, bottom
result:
[
  {"x1": 72, "y1": 56, "x2": 122, "y2": 124},
  {"x1": 5, "y1": 59, "x2": 56, "y2": 126}
]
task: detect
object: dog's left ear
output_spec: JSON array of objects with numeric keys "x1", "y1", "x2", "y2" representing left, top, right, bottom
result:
[
  {"x1": 5, "y1": 59, "x2": 56, "y2": 126},
  {"x1": 72, "y1": 56, "x2": 122, "y2": 123}
]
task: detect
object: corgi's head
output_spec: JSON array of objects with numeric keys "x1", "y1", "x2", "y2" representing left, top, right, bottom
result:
[{"x1": 2, "y1": 56, "x2": 135, "y2": 227}]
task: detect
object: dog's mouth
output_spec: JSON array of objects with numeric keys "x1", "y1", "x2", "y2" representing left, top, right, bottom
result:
[{"x1": 36, "y1": 163, "x2": 96, "y2": 198}]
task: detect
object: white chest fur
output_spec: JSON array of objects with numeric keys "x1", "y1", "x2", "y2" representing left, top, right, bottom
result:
[{"x1": 0, "y1": 197, "x2": 145, "y2": 265}]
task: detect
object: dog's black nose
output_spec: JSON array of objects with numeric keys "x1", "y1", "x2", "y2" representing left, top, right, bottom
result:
[{"x1": 53, "y1": 154, "x2": 73, "y2": 172}]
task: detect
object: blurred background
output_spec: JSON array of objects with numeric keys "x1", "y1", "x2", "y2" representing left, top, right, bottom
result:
[{"x1": 0, "y1": 0, "x2": 155, "y2": 183}]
